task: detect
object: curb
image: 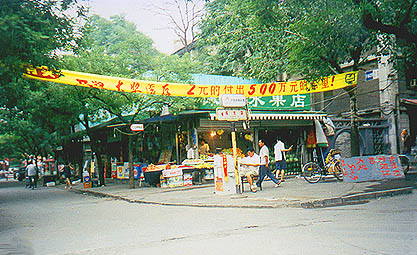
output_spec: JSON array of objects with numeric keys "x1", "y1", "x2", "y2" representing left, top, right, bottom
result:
[
  {"x1": 70, "y1": 186, "x2": 414, "y2": 210},
  {"x1": 71, "y1": 188, "x2": 301, "y2": 209},
  {"x1": 300, "y1": 187, "x2": 414, "y2": 209}
]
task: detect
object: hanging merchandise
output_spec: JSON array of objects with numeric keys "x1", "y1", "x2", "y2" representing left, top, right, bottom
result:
[
  {"x1": 244, "y1": 134, "x2": 253, "y2": 141},
  {"x1": 306, "y1": 129, "x2": 317, "y2": 148},
  {"x1": 314, "y1": 119, "x2": 329, "y2": 147}
]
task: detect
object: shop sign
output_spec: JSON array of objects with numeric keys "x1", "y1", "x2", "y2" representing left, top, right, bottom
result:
[
  {"x1": 200, "y1": 94, "x2": 311, "y2": 110},
  {"x1": 162, "y1": 168, "x2": 183, "y2": 178},
  {"x1": 130, "y1": 123, "x2": 144, "y2": 131},
  {"x1": 219, "y1": 94, "x2": 247, "y2": 107},
  {"x1": 365, "y1": 69, "x2": 379, "y2": 81},
  {"x1": 216, "y1": 109, "x2": 247, "y2": 121},
  {"x1": 340, "y1": 155, "x2": 405, "y2": 182}
]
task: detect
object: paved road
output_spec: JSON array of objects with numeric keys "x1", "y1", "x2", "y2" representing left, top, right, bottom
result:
[{"x1": 1, "y1": 180, "x2": 416, "y2": 255}]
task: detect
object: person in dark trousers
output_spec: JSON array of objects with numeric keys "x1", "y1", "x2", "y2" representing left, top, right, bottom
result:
[
  {"x1": 60, "y1": 163, "x2": 73, "y2": 190},
  {"x1": 256, "y1": 139, "x2": 281, "y2": 190},
  {"x1": 25, "y1": 160, "x2": 37, "y2": 190},
  {"x1": 274, "y1": 137, "x2": 293, "y2": 183},
  {"x1": 401, "y1": 129, "x2": 412, "y2": 156}
]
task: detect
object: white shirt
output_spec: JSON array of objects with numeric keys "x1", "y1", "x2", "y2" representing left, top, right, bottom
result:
[
  {"x1": 244, "y1": 153, "x2": 260, "y2": 166},
  {"x1": 274, "y1": 141, "x2": 286, "y2": 161},
  {"x1": 259, "y1": 145, "x2": 269, "y2": 165},
  {"x1": 242, "y1": 153, "x2": 260, "y2": 173},
  {"x1": 26, "y1": 164, "x2": 37, "y2": 177}
]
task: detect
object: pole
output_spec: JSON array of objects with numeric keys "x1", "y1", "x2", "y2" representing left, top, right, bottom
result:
[
  {"x1": 175, "y1": 131, "x2": 180, "y2": 164},
  {"x1": 231, "y1": 122, "x2": 241, "y2": 194},
  {"x1": 128, "y1": 135, "x2": 135, "y2": 189}
]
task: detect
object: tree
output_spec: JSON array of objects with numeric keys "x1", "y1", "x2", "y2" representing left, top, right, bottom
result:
[
  {"x1": 150, "y1": 0, "x2": 205, "y2": 52},
  {"x1": 0, "y1": 0, "x2": 86, "y2": 159},
  {"x1": 354, "y1": 0, "x2": 417, "y2": 84},
  {"x1": 62, "y1": 15, "x2": 202, "y2": 188},
  {"x1": 200, "y1": 0, "x2": 378, "y2": 156}
]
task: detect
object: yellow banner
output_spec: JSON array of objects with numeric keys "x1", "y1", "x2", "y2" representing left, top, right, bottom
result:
[{"x1": 23, "y1": 67, "x2": 357, "y2": 97}]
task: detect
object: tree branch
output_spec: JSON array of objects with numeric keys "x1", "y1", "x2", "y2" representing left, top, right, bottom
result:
[{"x1": 363, "y1": 12, "x2": 417, "y2": 45}]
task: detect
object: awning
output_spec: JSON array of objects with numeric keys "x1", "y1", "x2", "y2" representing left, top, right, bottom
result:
[
  {"x1": 141, "y1": 111, "x2": 210, "y2": 124},
  {"x1": 209, "y1": 112, "x2": 326, "y2": 121}
]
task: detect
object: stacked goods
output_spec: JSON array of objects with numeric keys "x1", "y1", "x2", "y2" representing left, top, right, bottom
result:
[
  {"x1": 183, "y1": 173, "x2": 193, "y2": 187},
  {"x1": 193, "y1": 162, "x2": 214, "y2": 169},
  {"x1": 182, "y1": 159, "x2": 205, "y2": 165},
  {"x1": 221, "y1": 148, "x2": 245, "y2": 158},
  {"x1": 286, "y1": 154, "x2": 301, "y2": 175}
]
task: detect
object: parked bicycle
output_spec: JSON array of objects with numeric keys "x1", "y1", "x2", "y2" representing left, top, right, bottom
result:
[{"x1": 302, "y1": 149, "x2": 343, "y2": 183}]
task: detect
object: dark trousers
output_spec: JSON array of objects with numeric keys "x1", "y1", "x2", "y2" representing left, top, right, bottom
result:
[
  {"x1": 256, "y1": 165, "x2": 280, "y2": 188},
  {"x1": 28, "y1": 176, "x2": 36, "y2": 188}
]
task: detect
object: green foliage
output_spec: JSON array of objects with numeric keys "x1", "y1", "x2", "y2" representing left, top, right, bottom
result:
[
  {"x1": 356, "y1": 0, "x2": 417, "y2": 80},
  {"x1": 200, "y1": 0, "x2": 289, "y2": 81},
  {"x1": 199, "y1": 0, "x2": 377, "y2": 81},
  {"x1": 0, "y1": 0, "x2": 86, "y2": 157},
  {"x1": 62, "y1": 14, "x2": 203, "y2": 127}
]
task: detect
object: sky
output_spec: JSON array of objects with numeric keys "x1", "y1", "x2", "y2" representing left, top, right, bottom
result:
[{"x1": 87, "y1": 0, "x2": 198, "y2": 54}]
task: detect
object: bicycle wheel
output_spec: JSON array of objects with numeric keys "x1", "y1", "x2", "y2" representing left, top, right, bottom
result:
[
  {"x1": 333, "y1": 161, "x2": 344, "y2": 181},
  {"x1": 302, "y1": 162, "x2": 322, "y2": 183}
]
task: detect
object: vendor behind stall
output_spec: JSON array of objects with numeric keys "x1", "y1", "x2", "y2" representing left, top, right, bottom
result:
[{"x1": 199, "y1": 140, "x2": 210, "y2": 155}]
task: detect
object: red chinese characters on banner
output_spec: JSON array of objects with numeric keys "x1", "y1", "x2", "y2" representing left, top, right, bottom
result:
[
  {"x1": 76, "y1": 79, "x2": 104, "y2": 89},
  {"x1": 116, "y1": 80, "x2": 124, "y2": 92},
  {"x1": 147, "y1": 84, "x2": 156, "y2": 94},
  {"x1": 199, "y1": 86, "x2": 209, "y2": 96},
  {"x1": 26, "y1": 67, "x2": 60, "y2": 79},
  {"x1": 211, "y1": 86, "x2": 220, "y2": 96},
  {"x1": 289, "y1": 81, "x2": 298, "y2": 93},
  {"x1": 162, "y1": 84, "x2": 171, "y2": 96},
  {"x1": 130, "y1": 82, "x2": 142, "y2": 93}
]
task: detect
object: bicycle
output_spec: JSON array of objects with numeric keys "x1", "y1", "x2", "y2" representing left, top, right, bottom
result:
[{"x1": 302, "y1": 149, "x2": 343, "y2": 183}]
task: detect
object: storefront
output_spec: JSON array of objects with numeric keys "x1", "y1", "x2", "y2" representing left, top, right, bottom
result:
[{"x1": 130, "y1": 93, "x2": 328, "y2": 188}]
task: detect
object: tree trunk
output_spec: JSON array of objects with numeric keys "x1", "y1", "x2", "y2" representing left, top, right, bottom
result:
[
  {"x1": 128, "y1": 135, "x2": 135, "y2": 189},
  {"x1": 348, "y1": 88, "x2": 360, "y2": 156}
]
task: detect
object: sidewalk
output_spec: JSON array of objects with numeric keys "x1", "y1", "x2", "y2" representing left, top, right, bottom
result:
[{"x1": 69, "y1": 174, "x2": 417, "y2": 209}]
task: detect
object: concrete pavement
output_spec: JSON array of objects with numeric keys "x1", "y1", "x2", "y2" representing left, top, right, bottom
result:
[{"x1": 68, "y1": 174, "x2": 417, "y2": 209}]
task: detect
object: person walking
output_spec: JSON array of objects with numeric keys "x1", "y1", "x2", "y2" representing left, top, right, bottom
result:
[
  {"x1": 274, "y1": 137, "x2": 293, "y2": 183},
  {"x1": 25, "y1": 160, "x2": 37, "y2": 190},
  {"x1": 60, "y1": 162, "x2": 73, "y2": 190},
  {"x1": 256, "y1": 139, "x2": 281, "y2": 190}
]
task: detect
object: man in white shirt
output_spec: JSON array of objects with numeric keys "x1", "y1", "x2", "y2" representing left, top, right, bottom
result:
[
  {"x1": 25, "y1": 160, "x2": 37, "y2": 190},
  {"x1": 274, "y1": 137, "x2": 293, "y2": 182},
  {"x1": 239, "y1": 148, "x2": 260, "y2": 192},
  {"x1": 256, "y1": 139, "x2": 281, "y2": 189}
]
